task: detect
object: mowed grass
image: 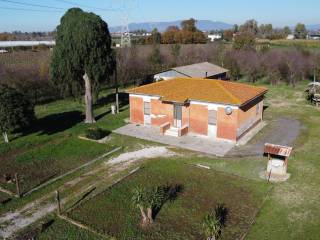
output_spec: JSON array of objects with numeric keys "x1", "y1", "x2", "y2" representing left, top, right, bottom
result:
[
  {"x1": 64, "y1": 159, "x2": 270, "y2": 240},
  {"x1": 0, "y1": 90, "x2": 129, "y2": 194}
]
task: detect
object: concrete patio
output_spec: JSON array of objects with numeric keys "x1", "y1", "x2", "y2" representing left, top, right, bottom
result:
[{"x1": 114, "y1": 124, "x2": 235, "y2": 156}]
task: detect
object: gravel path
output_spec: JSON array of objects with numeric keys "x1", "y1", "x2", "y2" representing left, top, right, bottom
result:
[{"x1": 227, "y1": 117, "x2": 302, "y2": 158}]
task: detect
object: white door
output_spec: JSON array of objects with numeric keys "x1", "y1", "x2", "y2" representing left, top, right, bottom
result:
[
  {"x1": 208, "y1": 110, "x2": 217, "y2": 139},
  {"x1": 173, "y1": 105, "x2": 182, "y2": 128},
  {"x1": 143, "y1": 102, "x2": 151, "y2": 125}
]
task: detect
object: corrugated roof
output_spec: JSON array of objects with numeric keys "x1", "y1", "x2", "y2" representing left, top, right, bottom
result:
[
  {"x1": 264, "y1": 143, "x2": 293, "y2": 157},
  {"x1": 128, "y1": 78, "x2": 268, "y2": 106},
  {"x1": 172, "y1": 62, "x2": 229, "y2": 78}
]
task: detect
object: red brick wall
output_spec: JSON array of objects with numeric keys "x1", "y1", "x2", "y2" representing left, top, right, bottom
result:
[
  {"x1": 129, "y1": 96, "x2": 144, "y2": 124},
  {"x1": 217, "y1": 107, "x2": 238, "y2": 141},
  {"x1": 189, "y1": 104, "x2": 208, "y2": 135},
  {"x1": 151, "y1": 99, "x2": 173, "y2": 126},
  {"x1": 238, "y1": 98, "x2": 263, "y2": 128}
]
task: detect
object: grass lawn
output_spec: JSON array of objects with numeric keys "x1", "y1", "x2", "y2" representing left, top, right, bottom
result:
[
  {"x1": 64, "y1": 159, "x2": 270, "y2": 240},
  {"x1": 0, "y1": 90, "x2": 129, "y2": 194},
  {"x1": 2, "y1": 80, "x2": 320, "y2": 240},
  {"x1": 37, "y1": 218, "x2": 105, "y2": 240},
  {"x1": 0, "y1": 191, "x2": 12, "y2": 204}
]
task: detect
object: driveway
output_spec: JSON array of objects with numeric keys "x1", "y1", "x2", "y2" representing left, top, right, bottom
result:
[
  {"x1": 227, "y1": 117, "x2": 302, "y2": 158},
  {"x1": 114, "y1": 124, "x2": 235, "y2": 157}
]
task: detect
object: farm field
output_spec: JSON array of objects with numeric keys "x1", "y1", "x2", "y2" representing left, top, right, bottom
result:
[
  {"x1": 46, "y1": 159, "x2": 270, "y2": 240},
  {"x1": 0, "y1": 89, "x2": 129, "y2": 195}
]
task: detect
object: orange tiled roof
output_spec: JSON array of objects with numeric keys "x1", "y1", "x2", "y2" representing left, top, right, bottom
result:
[{"x1": 127, "y1": 78, "x2": 268, "y2": 106}]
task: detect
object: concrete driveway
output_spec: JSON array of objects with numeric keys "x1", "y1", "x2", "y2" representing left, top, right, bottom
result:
[{"x1": 114, "y1": 124, "x2": 235, "y2": 157}]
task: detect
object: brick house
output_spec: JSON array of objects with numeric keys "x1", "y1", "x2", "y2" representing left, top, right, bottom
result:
[{"x1": 127, "y1": 78, "x2": 268, "y2": 142}]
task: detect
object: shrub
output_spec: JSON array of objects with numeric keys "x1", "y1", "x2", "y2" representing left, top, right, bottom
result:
[{"x1": 85, "y1": 127, "x2": 109, "y2": 140}]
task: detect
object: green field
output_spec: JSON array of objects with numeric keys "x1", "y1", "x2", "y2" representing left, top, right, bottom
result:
[
  {"x1": 0, "y1": 90, "x2": 129, "y2": 194},
  {"x1": 40, "y1": 159, "x2": 268, "y2": 240},
  {"x1": 2, "y1": 80, "x2": 320, "y2": 239}
]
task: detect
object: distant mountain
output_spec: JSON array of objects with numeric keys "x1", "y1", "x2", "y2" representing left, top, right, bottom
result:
[
  {"x1": 306, "y1": 24, "x2": 320, "y2": 31},
  {"x1": 109, "y1": 20, "x2": 233, "y2": 33}
]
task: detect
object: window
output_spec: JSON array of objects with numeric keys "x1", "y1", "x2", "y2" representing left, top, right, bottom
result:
[
  {"x1": 208, "y1": 110, "x2": 217, "y2": 125},
  {"x1": 144, "y1": 102, "x2": 151, "y2": 115}
]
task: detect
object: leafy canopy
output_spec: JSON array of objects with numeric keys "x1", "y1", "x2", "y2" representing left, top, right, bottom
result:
[
  {"x1": 50, "y1": 8, "x2": 114, "y2": 97},
  {"x1": 0, "y1": 84, "x2": 34, "y2": 132}
]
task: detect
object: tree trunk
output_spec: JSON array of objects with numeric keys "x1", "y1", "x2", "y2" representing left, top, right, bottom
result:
[
  {"x1": 83, "y1": 72, "x2": 96, "y2": 123},
  {"x1": 2, "y1": 132, "x2": 9, "y2": 143},
  {"x1": 147, "y1": 207, "x2": 153, "y2": 223},
  {"x1": 139, "y1": 205, "x2": 148, "y2": 224}
]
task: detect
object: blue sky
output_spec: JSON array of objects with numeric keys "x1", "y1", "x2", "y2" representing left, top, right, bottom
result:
[{"x1": 0, "y1": 0, "x2": 319, "y2": 32}]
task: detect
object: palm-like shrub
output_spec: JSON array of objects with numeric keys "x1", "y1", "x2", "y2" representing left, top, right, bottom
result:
[
  {"x1": 203, "y1": 212, "x2": 222, "y2": 240},
  {"x1": 132, "y1": 185, "x2": 179, "y2": 227},
  {"x1": 202, "y1": 204, "x2": 228, "y2": 240}
]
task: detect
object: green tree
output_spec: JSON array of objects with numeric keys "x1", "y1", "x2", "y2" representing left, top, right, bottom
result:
[
  {"x1": 147, "y1": 28, "x2": 162, "y2": 44},
  {"x1": 170, "y1": 43, "x2": 181, "y2": 61},
  {"x1": 233, "y1": 32, "x2": 256, "y2": 50},
  {"x1": 149, "y1": 45, "x2": 162, "y2": 69},
  {"x1": 283, "y1": 26, "x2": 292, "y2": 36},
  {"x1": 0, "y1": 84, "x2": 34, "y2": 143},
  {"x1": 233, "y1": 24, "x2": 239, "y2": 33},
  {"x1": 294, "y1": 23, "x2": 308, "y2": 39},
  {"x1": 50, "y1": 8, "x2": 114, "y2": 123}
]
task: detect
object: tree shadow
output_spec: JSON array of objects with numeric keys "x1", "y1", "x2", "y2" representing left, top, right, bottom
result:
[
  {"x1": 21, "y1": 110, "x2": 84, "y2": 136},
  {"x1": 152, "y1": 183, "x2": 184, "y2": 220},
  {"x1": 94, "y1": 92, "x2": 129, "y2": 109},
  {"x1": 215, "y1": 203, "x2": 229, "y2": 228}
]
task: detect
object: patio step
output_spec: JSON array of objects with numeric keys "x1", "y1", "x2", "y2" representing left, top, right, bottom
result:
[{"x1": 165, "y1": 127, "x2": 179, "y2": 137}]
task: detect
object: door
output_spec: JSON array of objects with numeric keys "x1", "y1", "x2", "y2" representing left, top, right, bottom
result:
[
  {"x1": 143, "y1": 101, "x2": 151, "y2": 125},
  {"x1": 208, "y1": 109, "x2": 217, "y2": 139},
  {"x1": 173, "y1": 104, "x2": 182, "y2": 128}
]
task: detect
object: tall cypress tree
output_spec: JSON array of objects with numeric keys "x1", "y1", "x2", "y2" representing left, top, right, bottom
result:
[{"x1": 51, "y1": 8, "x2": 114, "y2": 123}]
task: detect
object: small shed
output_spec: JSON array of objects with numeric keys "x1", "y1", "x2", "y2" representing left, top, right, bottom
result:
[
  {"x1": 154, "y1": 62, "x2": 229, "y2": 81},
  {"x1": 264, "y1": 143, "x2": 293, "y2": 176}
]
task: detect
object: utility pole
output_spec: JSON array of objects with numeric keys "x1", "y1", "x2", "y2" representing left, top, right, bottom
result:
[
  {"x1": 115, "y1": 60, "x2": 119, "y2": 114},
  {"x1": 120, "y1": 15, "x2": 131, "y2": 48}
]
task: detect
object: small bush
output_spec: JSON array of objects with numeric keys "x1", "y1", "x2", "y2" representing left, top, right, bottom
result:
[{"x1": 85, "y1": 127, "x2": 109, "y2": 140}]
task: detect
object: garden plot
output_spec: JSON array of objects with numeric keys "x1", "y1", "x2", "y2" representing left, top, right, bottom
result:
[
  {"x1": 62, "y1": 159, "x2": 270, "y2": 240},
  {"x1": 0, "y1": 136, "x2": 112, "y2": 195}
]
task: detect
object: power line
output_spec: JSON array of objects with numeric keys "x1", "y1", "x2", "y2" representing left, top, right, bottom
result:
[
  {"x1": 0, "y1": 6, "x2": 62, "y2": 12},
  {"x1": 0, "y1": 0, "x2": 65, "y2": 10},
  {"x1": 53, "y1": 0, "x2": 119, "y2": 12}
]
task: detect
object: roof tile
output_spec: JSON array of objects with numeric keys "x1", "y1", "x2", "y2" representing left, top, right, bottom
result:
[{"x1": 128, "y1": 78, "x2": 268, "y2": 106}]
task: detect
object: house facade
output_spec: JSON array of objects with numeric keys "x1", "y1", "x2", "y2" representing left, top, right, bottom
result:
[{"x1": 128, "y1": 78, "x2": 267, "y2": 142}]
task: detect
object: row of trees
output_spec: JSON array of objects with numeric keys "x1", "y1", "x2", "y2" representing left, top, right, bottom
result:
[
  {"x1": 223, "y1": 20, "x2": 308, "y2": 42},
  {"x1": 145, "y1": 18, "x2": 207, "y2": 44}
]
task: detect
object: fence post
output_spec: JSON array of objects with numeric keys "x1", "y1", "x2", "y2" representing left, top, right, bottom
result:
[
  {"x1": 15, "y1": 173, "x2": 21, "y2": 197},
  {"x1": 55, "y1": 190, "x2": 61, "y2": 215}
]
